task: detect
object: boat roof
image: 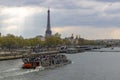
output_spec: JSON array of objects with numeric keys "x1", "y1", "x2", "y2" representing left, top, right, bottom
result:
[{"x1": 23, "y1": 51, "x2": 59, "y2": 57}]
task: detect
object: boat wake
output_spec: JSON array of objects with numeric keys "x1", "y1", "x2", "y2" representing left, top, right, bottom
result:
[
  {"x1": 1, "y1": 67, "x2": 20, "y2": 73},
  {"x1": 15, "y1": 69, "x2": 40, "y2": 75},
  {"x1": 0, "y1": 67, "x2": 45, "y2": 79}
]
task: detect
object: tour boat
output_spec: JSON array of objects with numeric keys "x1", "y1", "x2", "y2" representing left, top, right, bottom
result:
[{"x1": 22, "y1": 52, "x2": 71, "y2": 69}]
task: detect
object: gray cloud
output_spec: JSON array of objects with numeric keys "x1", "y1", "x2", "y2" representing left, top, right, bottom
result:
[
  {"x1": 0, "y1": 0, "x2": 120, "y2": 39},
  {"x1": 94, "y1": 0, "x2": 120, "y2": 2},
  {"x1": 0, "y1": 0, "x2": 42, "y2": 6},
  {"x1": 21, "y1": 12, "x2": 46, "y2": 38}
]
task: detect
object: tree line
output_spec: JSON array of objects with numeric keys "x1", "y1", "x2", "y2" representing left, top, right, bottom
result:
[{"x1": 0, "y1": 33, "x2": 98, "y2": 50}]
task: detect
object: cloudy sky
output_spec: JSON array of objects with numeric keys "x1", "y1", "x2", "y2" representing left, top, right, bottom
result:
[{"x1": 0, "y1": 0, "x2": 120, "y2": 40}]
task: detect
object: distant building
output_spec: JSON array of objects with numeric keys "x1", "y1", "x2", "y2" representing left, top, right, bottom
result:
[
  {"x1": 65, "y1": 34, "x2": 84, "y2": 45},
  {"x1": 36, "y1": 35, "x2": 45, "y2": 41},
  {"x1": 45, "y1": 9, "x2": 52, "y2": 37}
]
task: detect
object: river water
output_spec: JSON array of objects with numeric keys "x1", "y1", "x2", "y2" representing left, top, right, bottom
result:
[{"x1": 1, "y1": 48, "x2": 120, "y2": 80}]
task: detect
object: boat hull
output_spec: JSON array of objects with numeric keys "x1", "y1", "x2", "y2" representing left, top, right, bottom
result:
[{"x1": 22, "y1": 60, "x2": 71, "y2": 69}]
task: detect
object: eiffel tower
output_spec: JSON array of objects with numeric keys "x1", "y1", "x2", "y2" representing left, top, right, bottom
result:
[{"x1": 45, "y1": 9, "x2": 52, "y2": 37}]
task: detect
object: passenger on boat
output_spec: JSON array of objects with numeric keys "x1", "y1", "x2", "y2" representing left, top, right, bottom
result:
[{"x1": 23, "y1": 54, "x2": 68, "y2": 68}]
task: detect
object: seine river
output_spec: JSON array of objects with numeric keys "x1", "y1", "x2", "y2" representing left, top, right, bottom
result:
[{"x1": 1, "y1": 47, "x2": 120, "y2": 80}]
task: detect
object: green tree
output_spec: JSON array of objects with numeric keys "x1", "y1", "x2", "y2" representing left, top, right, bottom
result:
[{"x1": 45, "y1": 33, "x2": 63, "y2": 47}]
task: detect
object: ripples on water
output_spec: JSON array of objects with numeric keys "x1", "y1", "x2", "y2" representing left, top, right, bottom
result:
[{"x1": 1, "y1": 47, "x2": 120, "y2": 80}]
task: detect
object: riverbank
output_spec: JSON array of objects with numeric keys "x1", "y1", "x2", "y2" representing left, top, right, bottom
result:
[
  {"x1": 0, "y1": 51, "x2": 28, "y2": 60},
  {"x1": 0, "y1": 50, "x2": 59, "y2": 61}
]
